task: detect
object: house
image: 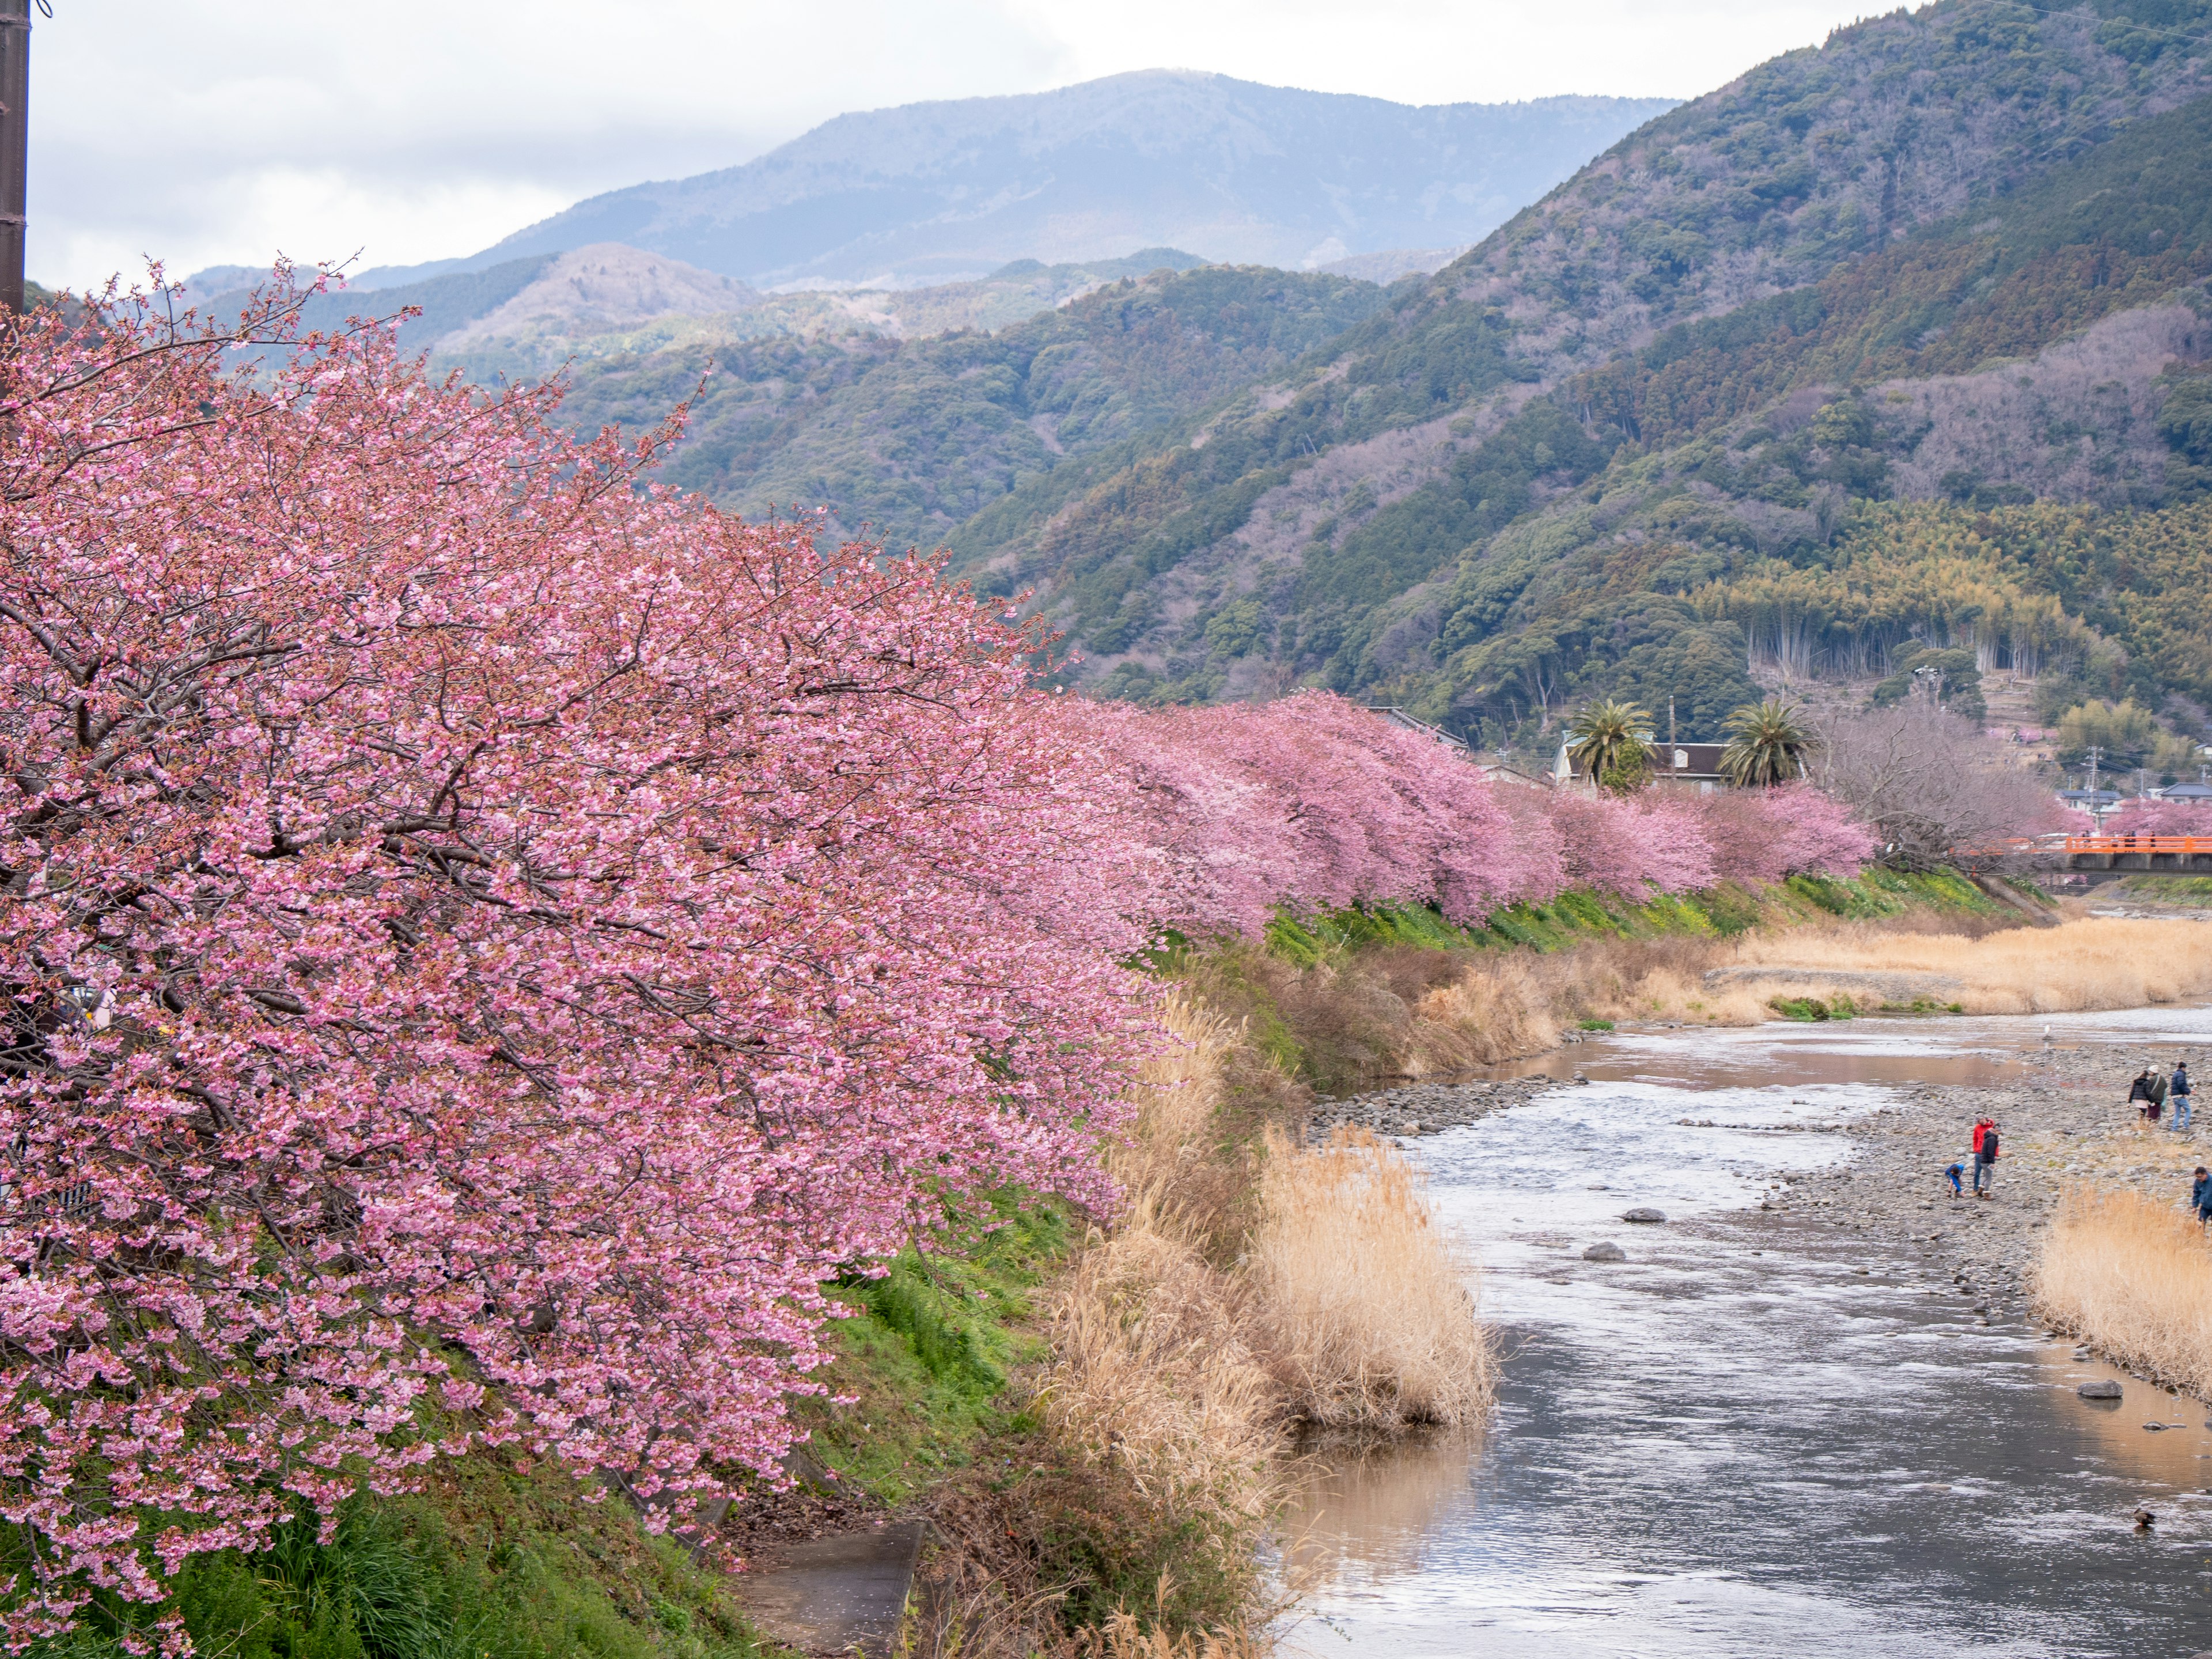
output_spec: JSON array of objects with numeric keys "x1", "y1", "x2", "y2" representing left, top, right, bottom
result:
[
  {"x1": 1552, "y1": 739, "x2": 1737, "y2": 794},
  {"x1": 2153, "y1": 781, "x2": 2212, "y2": 804},
  {"x1": 2058, "y1": 787, "x2": 2122, "y2": 811}
]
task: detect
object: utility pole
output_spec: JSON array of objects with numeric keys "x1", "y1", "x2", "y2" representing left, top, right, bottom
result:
[
  {"x1": 2086, "y1": 744, "x2": 2103, "y2": 804},
  {"x1": 1668, "y1": 695, "x2": 1678, "y2": 779},
  {"x1": 0, "y1": 0, "x2": 28, "y2": 316}
]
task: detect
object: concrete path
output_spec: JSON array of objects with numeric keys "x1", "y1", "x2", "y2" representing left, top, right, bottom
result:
[{"x1": 734, "y1": 1521, "x2": 924, "y2": 1657}]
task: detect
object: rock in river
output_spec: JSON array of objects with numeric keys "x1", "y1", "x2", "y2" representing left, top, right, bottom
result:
[
  {"x1": 1583, "y1": 1241, "x2": 1627, "y2": 1262},
  {"x1": 2078, "y1": 1380, "x2": 2123, "y2": 1400},
  {"x1": 1622, "y1": 1207, "x2": 1668, "y2": 1224}
]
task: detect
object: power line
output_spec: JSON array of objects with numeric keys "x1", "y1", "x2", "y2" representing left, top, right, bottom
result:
[{"x1": 1967, "y1": 0, "x2": 2212, "y2": 51}]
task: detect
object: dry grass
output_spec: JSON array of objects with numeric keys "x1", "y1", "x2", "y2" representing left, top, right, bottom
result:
[
  {"x1": 1402, "y1": 937, "x2": 1774, "y2": 1070},
  {"x1": 2034, "y1": 1185, "x2": 2212, "y2": 1396},
  {"x1": 1039, "y1": 997, "x2": 1292, "y2": 1550},
  {"x1": 1249, "y1": 1126, "x2": 1492, "y2": 1428},
  {"x1": 1728, "y1": 915, "x2": 2212, "y2": 1015},
  {"x1": 1044, "y1": 1224, "x2": 1284, "y2": 1525},
  {"x1": 1076, "y1": 1611, "x2": 1267, "y2": 1659}
]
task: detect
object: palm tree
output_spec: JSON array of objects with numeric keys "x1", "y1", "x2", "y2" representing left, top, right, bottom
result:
[
  {"x1": 1722, "y1": 698, "x2": 1812, "y2": 786},
  {"x1": 1566, "y1": 699, "x2": 1656, "y2": 788}
]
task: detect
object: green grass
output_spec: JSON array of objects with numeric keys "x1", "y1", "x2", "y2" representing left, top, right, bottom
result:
[
  {"x1": 804, "y1": 1194, "x2": 1073, "y2": 1505},
  {"x1": 1769, "y1": 994, "x2": 1859, "y2": 1022},
  {"x1": 27, "y1": 1463, "x2": 787, "y2": 1659},
  {"x1": 2115, "y1": 874, "x2": 2212, "y2": 907},
  {"x1": 1262, "y1": 868, "x2": 1995, "y2": 969}
]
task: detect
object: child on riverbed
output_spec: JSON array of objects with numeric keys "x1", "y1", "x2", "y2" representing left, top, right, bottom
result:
[{"x1": 1945, "y1": 1162, "x2": 1965, "y2": 1199}]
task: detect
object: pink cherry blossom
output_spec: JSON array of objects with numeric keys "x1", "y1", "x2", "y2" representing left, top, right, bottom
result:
[{"x1": 0, "y1": 274, "x2": 1149, "y2": 1643}]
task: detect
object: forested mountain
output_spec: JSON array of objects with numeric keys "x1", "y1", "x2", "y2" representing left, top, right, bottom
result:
[
  {"x1": 353, "y1": 74, "x2": 1674, "y2": 290},
  {"x1": 344, "y1": 2, "x2": 2212, "y2": 762},
  {"x1": 555, "y1": 263, "x2": 1390, "y2": 556},
  {"x1": 914, "y1": 1, "x2": 2212, "y2": 738}
]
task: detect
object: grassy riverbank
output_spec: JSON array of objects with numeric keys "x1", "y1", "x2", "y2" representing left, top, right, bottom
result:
[
  {"x1": 23, "y1": 1457, "x2": 787, "y2": 1659},
  {"x1": 1183, "y1": 870, "x2": 2032, "y2": 1096}
]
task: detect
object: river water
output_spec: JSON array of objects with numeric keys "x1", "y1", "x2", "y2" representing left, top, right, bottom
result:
[{"x1": 1281, "y1": 1007, "x2": 2212, "y2": 1656}]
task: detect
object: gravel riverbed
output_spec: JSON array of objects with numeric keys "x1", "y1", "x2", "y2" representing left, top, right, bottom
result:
[{"x1": 1321, "y1": 1027, "x2": 2212, "y2": 1344}]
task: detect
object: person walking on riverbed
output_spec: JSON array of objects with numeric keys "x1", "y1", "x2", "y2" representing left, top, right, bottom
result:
[
  {"x1": 2131, "y1": 1067, "x2": 2158, "y2": 1125},
  {"x1": 1974, "y1": 1121, "x2": 2001, "y2": 1198},
  {"x1": 2192, "y1": 1168, "x2": 2211, "y2": 1228},
  {"x1": 2172, "y1": 1062, "x2": 2193, "y2": 1133}
]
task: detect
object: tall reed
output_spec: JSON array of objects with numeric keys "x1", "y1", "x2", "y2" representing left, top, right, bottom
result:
[
  {"x1": 1249, "y1": 1127, "x2": 1491, "y2": 1428},
  {"x1": 2035, "y1": 1185, "x2": 2212, "y2": 1396},
  {"x1": 1730, "y1": 916, "x2": 2212, "y2": 1014},
  {"x1": 1040, "y1": 998, "x2": 1289, "y2": 1548}
]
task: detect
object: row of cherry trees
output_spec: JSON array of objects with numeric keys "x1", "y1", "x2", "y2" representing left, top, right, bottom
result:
[
  {"x1": 0, "y1": 286, "x2": 1868, "y2": 1646},
  {"x1": 1074, "y1": 692, "x2": 1872, "y2": 936}
]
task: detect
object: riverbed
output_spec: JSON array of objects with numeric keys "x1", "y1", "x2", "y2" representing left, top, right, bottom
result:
[{"x1": 1283, "y1": 1007, "x2": 2212, "y2": 1656}]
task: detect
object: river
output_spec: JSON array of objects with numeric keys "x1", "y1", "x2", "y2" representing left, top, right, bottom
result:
[{"x1": 1281, "y1": 1007, "x2": 2212, "y2": 1656}]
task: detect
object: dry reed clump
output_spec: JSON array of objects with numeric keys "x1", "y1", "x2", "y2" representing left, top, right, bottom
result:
[
  {"x1": 2034, "y1": 1185, "x2": 2212, "y2": 1396},
  {"x1": 1402, "y1": 937, "x2": 1773, "y2": 1072},
  {"x1": 1728, "y1": 916, "x2": 2212, "y2": 1015},
  {"x1": 1039, "y1": 997, "x2": 1291, "y2": 1546},
  {"x1": 1248, "y1": 1126, "x2": 1492, "y2": 1428},
  {"x1": 1075, "y1": 1610, "x2": 1266, "y2": 1659},
  {"x1": 1044, "y1": 1221, "x2": 1283, "y2": 1526},
  {"x1": 1401, "y1": 957, "x2": 1561, "y2": 1071}
]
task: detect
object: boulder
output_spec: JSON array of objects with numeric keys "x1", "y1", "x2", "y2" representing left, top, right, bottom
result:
[
  {"x1": 2077, "y1": 1380, "x2": 2123, "y2": 1400},
  {"x1": 1622, "y1": 1207, "x2": 1668, "y2": 1224},
  {"x1": 1582, "y1": 1241, "x2": 1627, "y2": 1262}
]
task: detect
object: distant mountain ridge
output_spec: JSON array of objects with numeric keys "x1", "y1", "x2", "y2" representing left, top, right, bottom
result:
[{"x1": 349, "y1": 73, "x2": 1674, "y2": 291}]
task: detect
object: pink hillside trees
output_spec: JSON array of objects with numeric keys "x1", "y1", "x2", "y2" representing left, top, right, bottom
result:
[{"x1": 0, "y1": 284, "x2": 1146, "y2": 1641}]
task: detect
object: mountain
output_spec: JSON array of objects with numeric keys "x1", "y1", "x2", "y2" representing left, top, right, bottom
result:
[
  {"x1": 552, "y1": 263, "x2": 1392, "y2": 558},
  {"x1": 921, "y1": 1, "x2": 2212, "y2": 734},
  {"x1": 436, "y1": 245, "x2": 761, "y2": 353},
  {"x1": 350, "y1": 73, "x2": 1675, "y2": 291},
  {"x1": 185, "y1": 247, "x2": 1224, "y2": 378},
  {"x1": 256, "y1": 5, "x2": 2212, "y2": 773}
]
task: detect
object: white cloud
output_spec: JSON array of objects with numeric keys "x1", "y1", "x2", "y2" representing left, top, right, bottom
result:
[{"x1": 37, "y1": 0, "x2": 1866, "y2": 288}]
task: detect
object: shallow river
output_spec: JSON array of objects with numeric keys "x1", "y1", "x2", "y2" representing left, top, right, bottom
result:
[{"x1": 1281, "y1": 1007, "x2": 2212, "y2": 1656}]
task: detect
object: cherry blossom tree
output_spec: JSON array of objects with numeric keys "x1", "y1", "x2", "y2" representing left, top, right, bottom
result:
[
  {"x1": 2102, "y1": 799, "x2": 2212, "y2": 836},
  {"x1": 0, "y1": 278, "x2": 1147, "y2": 1644},
  {"x1": 1546, "y1": 789, "x2": 1718, "y2": 897},
  {"x1": 1695, "y1": 785, "x2": 1880, "y2": 882}
]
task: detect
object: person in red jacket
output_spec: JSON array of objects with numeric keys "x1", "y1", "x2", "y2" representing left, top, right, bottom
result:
[{"x1": 1974, "y1": 1120, "x2": 2001, "y2": 1198}]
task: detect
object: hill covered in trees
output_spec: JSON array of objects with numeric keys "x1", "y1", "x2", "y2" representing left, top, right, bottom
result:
[{"x1": 395, "y1": 1, "x2": 2212, "y2": 755}]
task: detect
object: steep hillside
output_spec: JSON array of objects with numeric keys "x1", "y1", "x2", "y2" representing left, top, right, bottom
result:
[
  {"x1": 551, "y1": 263, "x2": 1389, "y2": 557},
  {"x1": 354, "y1": 74, "x2": 1674, "y2": 290},
  {"x1": 950, "y1": 2, "x2": 2212, "y2": 717}
]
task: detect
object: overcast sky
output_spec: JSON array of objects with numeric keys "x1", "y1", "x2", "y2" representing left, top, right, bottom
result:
[{"x1": 41, "y1": 0, "x2": 1874, "y2": 289}]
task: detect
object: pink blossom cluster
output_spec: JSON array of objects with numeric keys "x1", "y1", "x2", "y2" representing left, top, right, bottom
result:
[
  {"x1": 1066, "y1": 694, "x2": 1874, "y2": 934},
  {"x1": 0, "y1": 282, "x2": 1147, "y2": 1643},
  {"x1": 2102, "y1": 800, "x2": 2212, "y2": 837}
]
